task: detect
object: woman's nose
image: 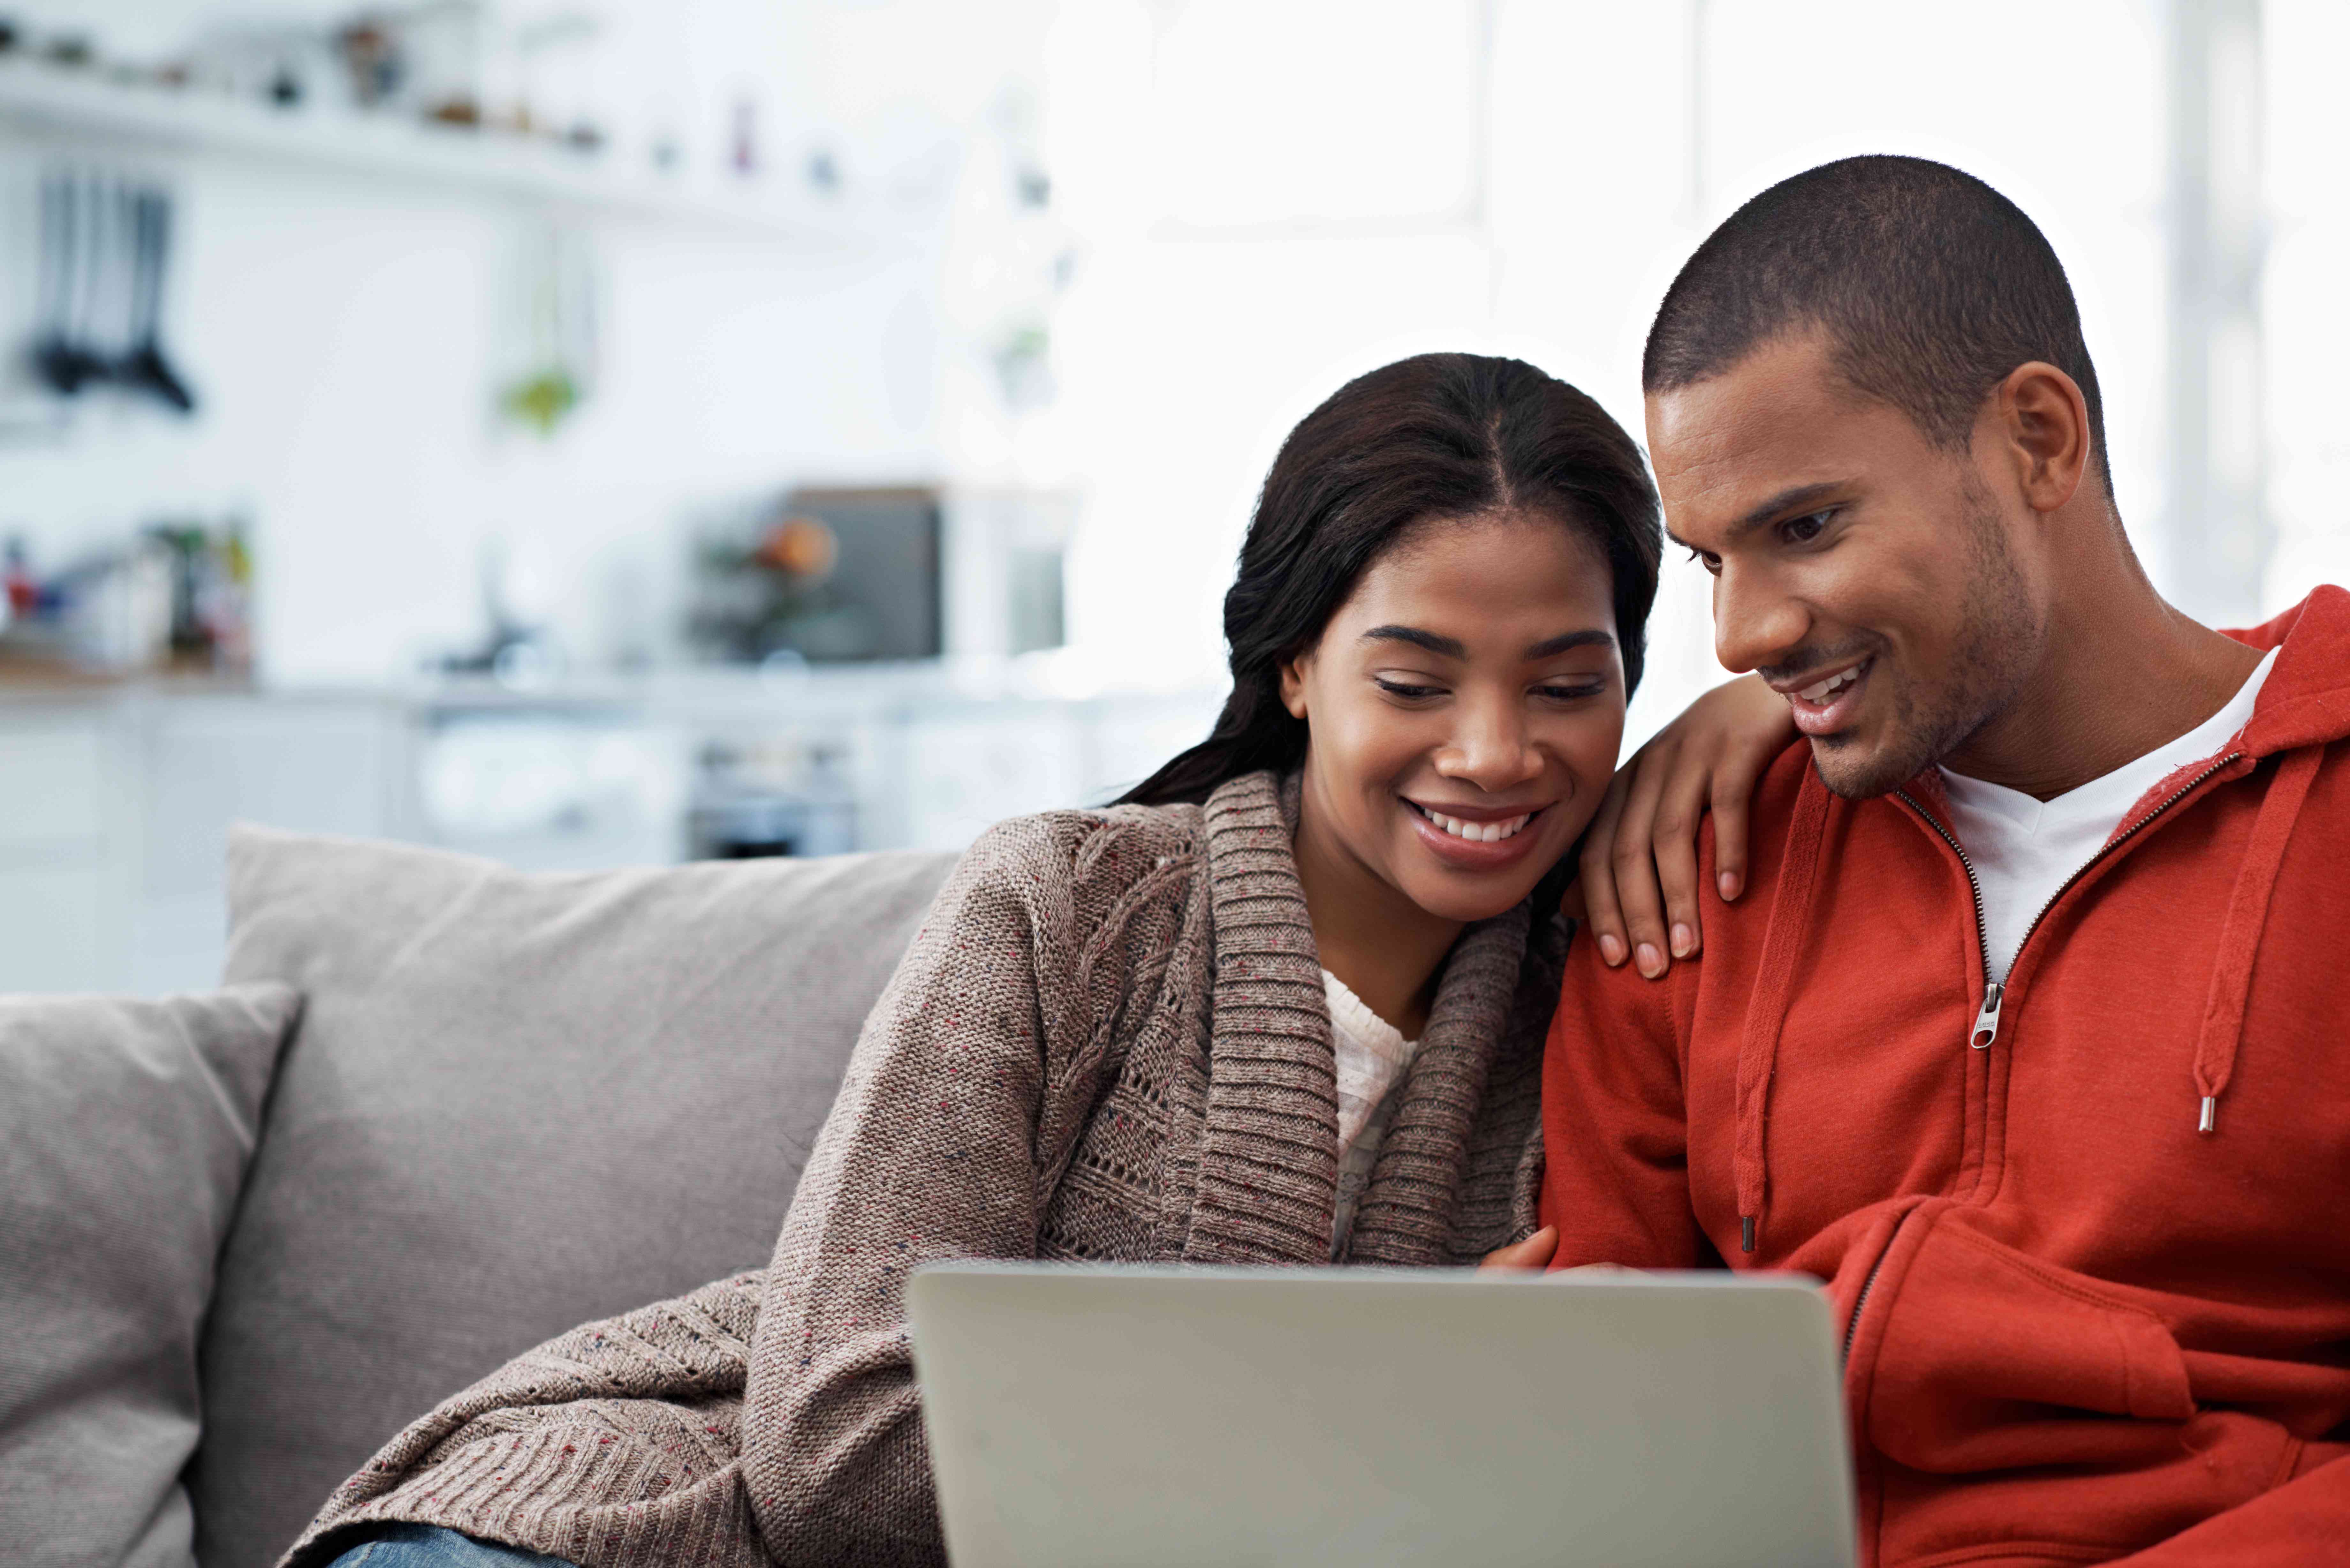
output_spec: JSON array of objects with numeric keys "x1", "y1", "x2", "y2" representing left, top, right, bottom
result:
[{"x1": 1435, "y1": 697, "x2": 1542, "y2": 791}]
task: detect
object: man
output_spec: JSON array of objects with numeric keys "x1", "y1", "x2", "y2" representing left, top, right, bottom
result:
[{"x1": 1538, "y1": 155, "x2": 2350, "y2": 1564}]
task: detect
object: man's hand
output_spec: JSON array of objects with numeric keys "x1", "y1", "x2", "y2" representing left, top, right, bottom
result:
[
  {"x1": 1478, "y1": 1225, "x2": 1558, "y2": 1272},
  {"x1": 1570, "y1": 674, "x2": 1794, "y2": 979}
]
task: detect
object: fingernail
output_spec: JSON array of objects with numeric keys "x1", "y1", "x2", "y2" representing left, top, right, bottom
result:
[
  {"x1": 1635, "y1": 942, "x2": 1664, "y2": 977},
  {"x1": 1718, "y1": 872, "x2": 1741, "y2": 901},
  {"x1": 1598, "y1": 933, "x2": 1626, "y2": 966},
  {"x1": 1671, "y1": 923, "x2": 1694, "y2": 958}
]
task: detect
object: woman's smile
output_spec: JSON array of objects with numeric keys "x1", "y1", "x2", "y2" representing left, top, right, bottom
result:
[{"x1": 1403, "y1": 797, "x2": 1550, "y2": 869}]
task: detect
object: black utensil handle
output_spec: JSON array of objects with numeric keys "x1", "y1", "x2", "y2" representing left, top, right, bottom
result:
[{"x1": 129, "y1": 189, "x2": 161, "y2": 338}]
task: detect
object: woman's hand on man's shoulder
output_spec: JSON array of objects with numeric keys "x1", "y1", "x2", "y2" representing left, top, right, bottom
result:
[{"x1": 1567, "y1": 674, "x2": 1795, "y2": 981}]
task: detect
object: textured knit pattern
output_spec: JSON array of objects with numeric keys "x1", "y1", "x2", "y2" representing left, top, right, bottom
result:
[
  {"x1": 1325, "y1": 970, "x2": 1417, "y2": 1254},
  {"x1": 285, "y1": 771, "x2": 1561, "y2": 1568}
]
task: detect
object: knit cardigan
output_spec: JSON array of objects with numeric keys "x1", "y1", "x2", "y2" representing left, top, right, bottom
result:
[{"x1": 286, "y1": 771, "x2": 1562, "y2": 1568}]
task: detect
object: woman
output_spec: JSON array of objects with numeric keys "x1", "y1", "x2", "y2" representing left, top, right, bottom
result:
[{"x1": 300, "y1": 353, "x2": 1782, "y2": 1568}]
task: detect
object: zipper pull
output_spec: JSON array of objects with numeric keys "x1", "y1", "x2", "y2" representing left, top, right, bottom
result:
[{"x1": 1969, "y1": 982, "x2": 2004, "y2": 1050}]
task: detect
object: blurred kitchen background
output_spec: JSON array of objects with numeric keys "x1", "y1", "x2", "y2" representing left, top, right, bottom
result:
[{"x1": 0, "y1": 0, "x2": 2339, "y2": 994}]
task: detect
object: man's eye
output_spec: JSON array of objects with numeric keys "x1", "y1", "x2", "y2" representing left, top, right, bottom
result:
[
  {"x1": 1782, "y1": 509, "x2": 1834, "y2": 544},
  {"x1": 1534, "y1": 682, "x2": 1605, "y2": 702},
  {"x1": 1684, "y1": 544, "x2": 1721, "y2": 576}
]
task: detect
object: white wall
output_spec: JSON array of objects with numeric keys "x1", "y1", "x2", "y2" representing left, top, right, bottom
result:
[
  {"x1": 2263, "y1": 0, "x2": 2350, "y2": 615},
  {"x1": 1039, "y1": 0, "x2": 2179, "y2": 746}
]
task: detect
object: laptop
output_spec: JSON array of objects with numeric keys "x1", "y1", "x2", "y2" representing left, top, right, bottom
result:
[{"x1": 907, "y1": 1263, "x2": 1856, "y2": 1568}]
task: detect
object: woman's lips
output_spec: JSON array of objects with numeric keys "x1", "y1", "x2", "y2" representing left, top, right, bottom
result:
[
  {"x1": 1783, "y1": 657, "x2": 1873, "y2": 737},
  {"x1": 1404, "y1": 799, "x2": 1548, "y2": 871}
]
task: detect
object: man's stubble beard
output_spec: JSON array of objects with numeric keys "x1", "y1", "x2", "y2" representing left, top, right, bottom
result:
[{"x1": 1811, "y1": 476, "x2": 2045, "y2": 800}]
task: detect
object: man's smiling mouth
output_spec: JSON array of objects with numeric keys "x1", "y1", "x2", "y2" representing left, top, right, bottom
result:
[
  {"x1": 1797, "y1": 665, "x2": 1864, "y2": 703},
  {"x1": 1768, "y1": 655, "x2": 1876, "y2": 737}
]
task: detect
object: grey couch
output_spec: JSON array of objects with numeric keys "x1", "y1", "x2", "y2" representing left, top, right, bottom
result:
[{"x1": 171, "y1": 827, "x2": 953, "y2": 1566}]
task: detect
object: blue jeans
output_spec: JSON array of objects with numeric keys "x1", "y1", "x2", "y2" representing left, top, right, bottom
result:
[{"x1": 329, "y1": 1524, "x2": 578, "y2": 1568}]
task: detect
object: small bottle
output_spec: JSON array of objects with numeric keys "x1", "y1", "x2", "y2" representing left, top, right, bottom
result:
[
  {"x1": 3, "y1": 537, "x2": 37, "y2": 619},
  {"x1": 731, "y1": 98, "x2": 758, "y2": 177}
]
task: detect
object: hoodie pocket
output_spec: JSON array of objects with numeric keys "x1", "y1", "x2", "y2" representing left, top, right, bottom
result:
[{"x1": 1864, "y1": 1220, "x2": 2194, "y2": 1475}]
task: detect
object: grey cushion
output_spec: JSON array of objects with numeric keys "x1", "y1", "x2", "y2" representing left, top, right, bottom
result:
[
  {"x1": 191, "y1": 829, "x2": 957, "y2": 1568},
  {"x1": 0, "y1": 984, "x2": 302, "y2": 1568}
]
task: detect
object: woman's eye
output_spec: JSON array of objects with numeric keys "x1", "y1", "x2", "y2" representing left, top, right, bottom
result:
[
  {"x1": 1684, "y1": 544, "x2": 1721, "y2": 576},
  {"x1": 1781, "y1": 509, "x2": 1834, "y2": 545},
  {"x1": 1374, "y1": 679, "x2": 1444, "y2": 700},
  {"x1": 1534, "y1": 682, "x2": 1605, "y2": 702}
]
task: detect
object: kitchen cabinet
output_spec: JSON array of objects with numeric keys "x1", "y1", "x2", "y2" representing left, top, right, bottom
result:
[
  {"x1": 0, "y1": 701, "x2": 135, "y2": 992},
  {"x1": 0, "y1": 672, "x2": 1222, "y2": 997}
]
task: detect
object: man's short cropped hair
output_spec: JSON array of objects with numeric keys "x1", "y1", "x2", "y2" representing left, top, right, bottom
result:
[{"x1": 1643, "y1": 155, "x2": 2110, "y2": 488}]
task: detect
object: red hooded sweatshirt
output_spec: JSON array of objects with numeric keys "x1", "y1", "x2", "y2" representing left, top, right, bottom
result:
[{"x1": 1540, "y1": 587, "x2": 2350, "y2": 1566}]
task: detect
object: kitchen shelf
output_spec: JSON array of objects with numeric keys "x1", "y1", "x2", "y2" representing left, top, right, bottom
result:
[{"x1": 0, "y1": 59, "x2": 857, "y2": 244}]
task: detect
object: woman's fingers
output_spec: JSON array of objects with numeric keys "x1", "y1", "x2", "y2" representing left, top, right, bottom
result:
[
  {"x1": 1709, "y1": 675, "x2": 1796, "y2": 901},
  {"x1": 1710, "y1": 768, "x2": 1754, "y2": 904},
  {"x1": 1607, "y1": 739, "x2": 1678, "y2": 978},
  {"x1": 1647, "y1": 743, "x2": 1715, "y2": 961},
  {"x1": 1478, "y1": 1225, "x2": 1559, "y2": 1272},
  {"x1": 1574, "y1": 772, "x2": 1634, "y2": 967},
  {"x1": 1583, "y1": 676, "x2": 1794, "y2": 977}
]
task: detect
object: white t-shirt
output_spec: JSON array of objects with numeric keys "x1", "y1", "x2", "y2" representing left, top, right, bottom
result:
[
  {"x1": 1323, "y1": 969, "x2": 1418, "y2": 1257},
  {"x1": 1939, "y1": 647, "x2": 2277, "y2": 983}
]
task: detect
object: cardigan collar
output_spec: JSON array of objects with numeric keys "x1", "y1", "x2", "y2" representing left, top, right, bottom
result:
[{"x1": 1181, "y1": 769, "x2": 1533, "y2": 1266}]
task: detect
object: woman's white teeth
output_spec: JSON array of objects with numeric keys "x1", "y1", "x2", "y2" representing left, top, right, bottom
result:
[
  {"x1": 1421, "y1": 808, "x2": 1531, "y2": 843},
  {"x1": 1797, "y1": 665, "x2": 1863, "y2": 704}
]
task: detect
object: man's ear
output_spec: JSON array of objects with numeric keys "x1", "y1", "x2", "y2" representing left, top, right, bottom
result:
[
  {"x1": 1994, "y1": 362, "x2": 2090, "y2": 516},
  {"x1": 1279, "y1": 654, "x2": 1310, "y2": 720}
]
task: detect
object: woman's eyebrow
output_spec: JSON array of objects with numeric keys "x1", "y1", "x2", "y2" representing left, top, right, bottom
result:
[
  {"x1": 1360, "y1": 625, "x2": 1465, "y2": 657},
  {"x1": 1526, "y1": 629, "x2": 1615, "y2": 658},
  {"x1": 1360, "y1": 626, "x2": 1615, "y2": 660}
]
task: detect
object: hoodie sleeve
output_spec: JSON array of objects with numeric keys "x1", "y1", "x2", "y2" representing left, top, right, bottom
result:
[
  {"x1": 1537, "y1": 920, "x2": 1707, "y2": 1270},
  {"x1": 2107, "y1": 1453, "x2": 2350, "y2": 1563}
]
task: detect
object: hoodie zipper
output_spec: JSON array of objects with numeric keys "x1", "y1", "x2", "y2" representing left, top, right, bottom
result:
[
  {"x1": 1846, "y1": 757, "x2": 2248, "y2": 1366},
  {"x1": 1842, "y1": 1219, "x2": 1901, "y2": 1361},
  {"x1": 1896, "y1": 752, "x2": 2242, "y2": 1052},
  {"x1": 1892, "y1": 802, "x2": 1999, "y2": 1047}
]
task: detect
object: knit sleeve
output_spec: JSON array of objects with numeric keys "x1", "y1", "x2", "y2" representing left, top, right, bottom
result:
[{"x1": 739, "y1": 813, "x2": 1095, "y2": 1567}]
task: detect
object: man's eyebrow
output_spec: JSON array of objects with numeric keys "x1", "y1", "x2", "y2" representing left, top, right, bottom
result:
[
  {"x1": 1668, "y1": 481, "x2": 1846, "y2": 552},
  {"x1": 1526, "y1": 629, "x2": 1615, "y2": 659},
  {"x1": 1360, "y1": 625, "x2": 1466, "y2": 658}
]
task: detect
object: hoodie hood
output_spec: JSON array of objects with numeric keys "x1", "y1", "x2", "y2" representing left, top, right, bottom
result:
[{"x1": 2229, "y1": 583, "x2": 2350, "y2": 756}]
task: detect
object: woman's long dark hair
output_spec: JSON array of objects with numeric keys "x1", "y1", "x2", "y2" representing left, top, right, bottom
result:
[{"x1": 1117, "y1": 352, "x2": 1663, "y2": 807}]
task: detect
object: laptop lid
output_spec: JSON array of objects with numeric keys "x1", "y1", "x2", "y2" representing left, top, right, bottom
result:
[{"x1": 908, "y1": 1263, "x2": 1856, "y2": 1568}]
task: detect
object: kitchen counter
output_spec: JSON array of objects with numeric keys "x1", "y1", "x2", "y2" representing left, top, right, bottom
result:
[{"x1": 0, "y1": 660, "x2": 1224, "y2": 997}]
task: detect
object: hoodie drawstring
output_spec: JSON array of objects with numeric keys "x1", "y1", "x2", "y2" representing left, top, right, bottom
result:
[
  {"x1": 2191, "y1": 746, "x2": 2320, "y2": 1134},
  {"x1": 1731, "y1": 738, "x2": 2315, "y2": 1249},
  {"x1": 1734, "y1": 775, "x2": 1833, "y2": 1253}
]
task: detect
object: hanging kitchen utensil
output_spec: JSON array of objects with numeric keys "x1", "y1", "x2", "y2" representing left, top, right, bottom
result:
[
  {"x1": 69, "y1": 172, "x2": 114, "y2": 391},
  {"x1": 32, "y1": 171, "x2": 100, "y2": 396},
  {"x1": 74, "y1": 174, "x2": 118, "y2": 384},
  {"x1": 31, "y1": 173, "x2": 73, "y2": 393},
  {"x1": 94, "y1": 178, "x2": 138, "y2": 374},
  {"x1": 118, "y1": 188, "x2": 196, "y2": 413}
]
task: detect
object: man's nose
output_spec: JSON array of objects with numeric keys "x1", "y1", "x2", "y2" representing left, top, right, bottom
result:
[
  {"x1": 1435, "y1": 692, "x2": 1542, "y2": 791},
  {"x1": 1712, "y1": 564, "x2": 1809, "y2": 675}
]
